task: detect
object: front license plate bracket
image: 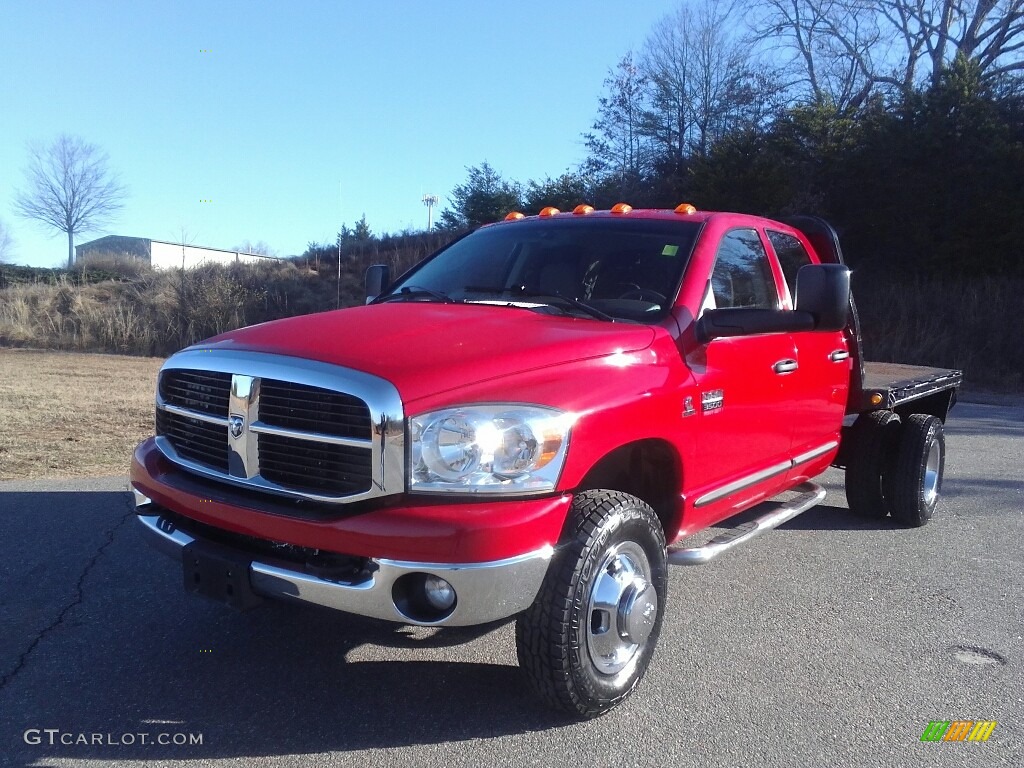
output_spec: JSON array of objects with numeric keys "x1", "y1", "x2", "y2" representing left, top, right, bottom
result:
[{"x1": 182, "y1": 540, "x2": 263, "y2": 610}]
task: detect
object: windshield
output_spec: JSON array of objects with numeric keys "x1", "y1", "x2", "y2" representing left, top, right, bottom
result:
[{"x1": 383, "y1": 218, "x2": 701, "y2": 322}]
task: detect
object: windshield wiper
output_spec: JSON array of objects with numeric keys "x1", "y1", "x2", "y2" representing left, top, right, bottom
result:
[
  {"x1": 531, "y1": 292, "x2": 615, "y2": 322},
  {"x1": 376, "y1": 286, "x2": 459, "y2": 304},
  {"x1": 463, "y1": 286, "x2": 614, "y2": 322}
]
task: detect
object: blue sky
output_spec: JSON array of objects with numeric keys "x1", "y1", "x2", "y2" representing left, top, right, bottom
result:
[{"x1": 1, "y1": 0, "x2": 682, "y2": 266}]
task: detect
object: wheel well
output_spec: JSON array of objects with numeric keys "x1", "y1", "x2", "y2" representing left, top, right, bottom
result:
[
  {"x1": 894, "y1": 389, "x2": 956, "y2": 423},
  {"x1": 576, "y1": 440, "x2": 681, "y2": 538}
]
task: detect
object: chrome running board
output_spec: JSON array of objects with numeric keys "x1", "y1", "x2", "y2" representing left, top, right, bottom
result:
[{"x1": 668, "y1": 481, "x2": 825, "y2": 566}]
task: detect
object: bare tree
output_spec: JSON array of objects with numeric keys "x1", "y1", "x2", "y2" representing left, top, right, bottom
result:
[
  {"x1": 641, "y1": 9, "x2": 696, "y2": 167},
  {"x1": 232, "y1": 240, "x2": 277, "y2": 256},
  {"x1": 690, "y1": 1, "x2": 786, "y2": 152},
  {"x1": 0, "y1": 218, "x2": 13, "y2": 263},
  {"x1": 583, "y1": 53, "x2": 652, "y2": 182},
  {"x1": 758, "y1": 0, "x2": 1024, "y2": 110},
  {"x1": 757, "y1": 0, "x2": 886, "y2": 110},
  {"x1": 876, "y1": 0, "x2": 1024, "y2": 87},
  {"x1": 14, "y1": 134, "x2": 127, "y2": 269},
  {"x1": 641, "y1": 1, "x2": 785, "y2": 161}
]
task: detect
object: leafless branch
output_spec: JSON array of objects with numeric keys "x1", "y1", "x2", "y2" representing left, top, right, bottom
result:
[
  {"x1": 759, "y1": 0, "x2": 1024, "y2": 107},
  {"x1": 0, "y1": 218, "x2": 14, "y2": 263},
  {"x1": 13, "y1": 134, "x2": 127, "y2": 268}
]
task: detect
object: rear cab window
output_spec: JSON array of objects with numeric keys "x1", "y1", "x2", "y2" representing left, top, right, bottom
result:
[{"x1": 766, "y1": 229, "x2": 813, "y2": 306}]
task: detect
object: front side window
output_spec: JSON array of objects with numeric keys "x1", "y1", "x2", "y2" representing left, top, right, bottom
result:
[
  {"x1": 767, "y1": 229, "x2": 812, "y2": 302},
  {"x1": 710, "y1": 229, "x2": 779, "y2": 310},
  {"x1": 384, "y1": 218, "x2": 701, "y2": 322}
]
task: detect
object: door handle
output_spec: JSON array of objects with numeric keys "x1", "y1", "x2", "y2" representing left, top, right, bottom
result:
[
  {"x1": 773, "y1": 359, "x2": 799, "y2": 374},
  {"x1": 829, "y1": 350, "x2": 850, "y2": 362}
]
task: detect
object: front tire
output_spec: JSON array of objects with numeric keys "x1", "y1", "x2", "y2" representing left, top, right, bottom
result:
[{"x1": 516, "y1": 490, "x2": 667, "y2": 719}]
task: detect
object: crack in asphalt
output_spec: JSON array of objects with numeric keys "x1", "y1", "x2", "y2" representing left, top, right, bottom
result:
[{"x1": 0, "y1": 494, "x2": 135, "y2": 693}]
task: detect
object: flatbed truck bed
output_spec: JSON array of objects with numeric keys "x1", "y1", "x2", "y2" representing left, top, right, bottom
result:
[{"x1": 857, "y1": 361, "x2": 962, "y2": 413}]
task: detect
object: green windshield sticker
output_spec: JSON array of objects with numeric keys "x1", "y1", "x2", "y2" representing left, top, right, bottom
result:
[{"x1": 662, "y1": 244, "x2": 679, "y2": 256}]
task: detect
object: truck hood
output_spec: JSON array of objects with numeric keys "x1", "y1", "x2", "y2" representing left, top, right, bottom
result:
[{"x1": 196, "y1": 303, "x2": 658, "y2": 405}]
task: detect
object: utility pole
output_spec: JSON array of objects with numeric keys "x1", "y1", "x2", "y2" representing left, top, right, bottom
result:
[
  {"x1": 175, "y1": 227, "x2": 194, "y2": 350},
  {"x1": 422, "y1": 194, "x2": 438, "y2": 231},
  {"x1": 344, "y1": 180, "x2": 348, "y2": 309}
]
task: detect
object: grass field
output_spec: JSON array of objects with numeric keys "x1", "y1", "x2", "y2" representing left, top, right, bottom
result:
[{"x1": 0, "y1": 349, "x2": 163, "y2": 481}]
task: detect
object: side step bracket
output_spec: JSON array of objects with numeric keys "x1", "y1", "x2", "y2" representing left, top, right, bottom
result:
[{"x1": 667, "y1": 481, "x2": 825, "y2": 566}]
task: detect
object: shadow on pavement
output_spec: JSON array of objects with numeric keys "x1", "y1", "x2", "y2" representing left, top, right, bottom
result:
[
  {"x1": 777, "y1": 503, "x2": 899, "y2": 531},
  {"x1": 0, "y1": 489, "x2": 577, "y2": 764}
]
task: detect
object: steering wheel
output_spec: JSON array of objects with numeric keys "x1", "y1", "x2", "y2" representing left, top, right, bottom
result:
[{"x1": 619, "y1": 287, "x2": 668, "y2": 304}]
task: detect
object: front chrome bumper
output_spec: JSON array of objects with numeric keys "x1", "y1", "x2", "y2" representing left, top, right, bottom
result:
[{"x1": 134, "y1": 499, "x2": 552, "y2": 627}]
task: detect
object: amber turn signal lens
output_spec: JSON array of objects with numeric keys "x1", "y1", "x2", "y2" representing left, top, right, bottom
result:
[
  {"x1": 674, "y1": 203, "x2": 697, "y2": 214},
  {"x1": 572, "y1": 204, "x2": 595, "y2": 215},
  {"x1": 870, "y1": 393, "x2": 883, "y2": 405},
  {"x1": 538, "y1": 206, "x2": 560, "y2": 217},
  {"x1": 504, "y1": 211, "x2": 525, "y2": 221},
  {"x1": 610, "y1": 203, "x2": 633, "y2": 214}
]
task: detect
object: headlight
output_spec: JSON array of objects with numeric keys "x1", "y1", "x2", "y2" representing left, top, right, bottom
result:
[{"x1": 409, "y1": 405, "x2": 573, "y2": 494}]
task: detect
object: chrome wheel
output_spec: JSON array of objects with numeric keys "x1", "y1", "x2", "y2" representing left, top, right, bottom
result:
[
  {"x1": 516, "y1": 489, "x2": 667, "y2": 717},
  {"x1": 585, "y1": 541, "x2": 657, "y2": 676},
  {"x1": 885, "y1": 413, "x2": 945, "y2": 527},
  {"x1": 923, "y1": 436, "x2": 942, "y2": 506}
]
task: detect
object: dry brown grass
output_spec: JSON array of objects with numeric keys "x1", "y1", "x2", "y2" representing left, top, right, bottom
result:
[
  {"x1": 0, "y1": 349, "x2": 163, "y2": 480},
  {"x1": 0, "y1": 261, "x2": 343, "y2": 357},
  {"x1": 854, "y1": 272, "x2": 1024, "y2": 393}
]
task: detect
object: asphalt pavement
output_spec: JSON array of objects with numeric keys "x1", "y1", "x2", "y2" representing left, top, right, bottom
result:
[{"x1": 0, "y1": 401, "x2": 1021, "y2": 767}]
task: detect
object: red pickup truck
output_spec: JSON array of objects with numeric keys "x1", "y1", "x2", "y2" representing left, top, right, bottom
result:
[{"x1": 131, "y1": 205, "x2": 961, "y2": 718}]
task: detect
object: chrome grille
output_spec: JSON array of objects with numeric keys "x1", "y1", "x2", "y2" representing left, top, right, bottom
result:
[
  {"x1": 259, "y1": 433, "x2": 372, "y2": 494},
  {"x1": 156, "y1": 409, "x2": 229, "y2": 472},
  {"x1": 153, "y1": 350, "x2": 405, "y2": 505},
  {"x1": 159, "y1": 370, "x2": 231, "y2": 416},
  {"x1": 259, "y1": 380, "x2": 370, "y2": 439}
]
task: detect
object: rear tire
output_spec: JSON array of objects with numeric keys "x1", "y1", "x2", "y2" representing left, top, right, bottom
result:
[
  {"x1": 885, "y1": 414, "x2": 945, "y2": 527},
  {"x1": 845, "y1": 410, "x2": 901, "y2": 518},
  {"x1": 515, "y1": 490, "x2": 667, "y2": 719}
]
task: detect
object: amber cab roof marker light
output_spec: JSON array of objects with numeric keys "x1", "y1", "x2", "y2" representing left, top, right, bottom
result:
[
  {"x1": 610, "y1": 203, "x2": 633, "y2": 214},
  {"x1": 674, "y1": 203, "x2": 697, "y2": 215},
  {"x1": 504, "y1": 211, "x2": 525, "y2": 221},
  {"x1": 572, "y1": 204, "x2": 595, "y2": 215},
  {"x1": 538, "y1": 207, "x2": 560, "y2": 217}
]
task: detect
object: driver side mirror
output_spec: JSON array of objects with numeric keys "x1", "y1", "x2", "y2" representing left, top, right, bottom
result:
[
  {"x1": 695, "y1": 308, "x2": 815, "y2": 344},
  {"x1": 693, "y1": 263, "x2": 852, "y2": 343},
  {"x1": 795, "y1": 264, "x2": 850, "y2": 331},
  {"x1": 365, "y1": 264, "x2": 391, "y2": 304}
]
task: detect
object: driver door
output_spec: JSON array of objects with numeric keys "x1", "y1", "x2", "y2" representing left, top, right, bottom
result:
[{"x1": 685, "y1": 228, "x2": 798, "y2": 521}]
